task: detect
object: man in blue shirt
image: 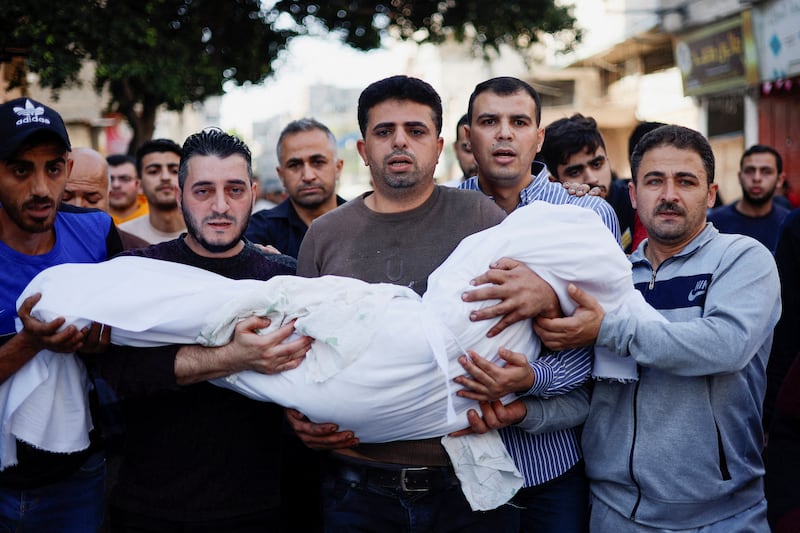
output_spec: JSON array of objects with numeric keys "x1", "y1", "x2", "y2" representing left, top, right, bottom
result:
[
  {"x1": 0, "y1": 97, "x2": 122, "y2": 531},
  {"x1": 457, "y1": 76, "x2": 620, "y2": 532},
  {"x1": 707, "y1": 144, "x2": 790, "y2": 251}
]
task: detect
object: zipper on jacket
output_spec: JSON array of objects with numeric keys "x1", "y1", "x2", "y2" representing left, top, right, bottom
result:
[
  {"x1": 628, "y1": 379, "x2": 643, "y2": 520},
  {"x1": 648, "y1": 268, "x2": 656, "y2": 290}
]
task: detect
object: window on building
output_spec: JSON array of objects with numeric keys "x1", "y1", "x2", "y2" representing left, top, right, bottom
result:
[
  {"x1": 707, "y1": 95, "x2": 744, "y2": 137},
  {"x1": 536, "y1": 80, "x2": 576, "y2": 107}
]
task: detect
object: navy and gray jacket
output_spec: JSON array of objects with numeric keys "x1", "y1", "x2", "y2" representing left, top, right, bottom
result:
[{"x1": 583, "y1": 223, "x2": 780, "y2": 529}]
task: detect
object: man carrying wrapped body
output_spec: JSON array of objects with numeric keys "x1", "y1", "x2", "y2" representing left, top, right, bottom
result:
[{"x1": 7, "y1": 200, "x2": 662, "y2": 509}]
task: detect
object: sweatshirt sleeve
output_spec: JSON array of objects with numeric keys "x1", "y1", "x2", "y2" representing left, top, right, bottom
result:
[
  {"x1": 598, "y1": 238, "x2": 781, "y2": 376},
  {"x1": 517, "y1": 381, "x2": 591, "y2": 434}
]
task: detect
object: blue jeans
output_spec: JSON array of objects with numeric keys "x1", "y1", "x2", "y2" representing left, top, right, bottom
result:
[
  {"x1": 0, "y1": 451, "x2": 105, "y2": 533},
  {"x1": 322, "y1": 466, "x2": 518, "y2": 532},
  {"x1": 510, "y1": 461, "x2": 589, "y2": 533}
]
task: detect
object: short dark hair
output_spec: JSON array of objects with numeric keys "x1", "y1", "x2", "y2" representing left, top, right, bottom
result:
[
  {"x1": 741, "y1": 144, "x2": 782, "y2": 174},
  {"x1": 630, "y1": 125, "x2": 715, "y2": 184},
  {"x1": 455, "y1": 113, "x2": 469, "y2": 138},
  {"x1": 357, "y1": 75, "x2": 443, "y2": 137},
  {"x1": 178, "y1": 128, "x2": 253, "y2": 188},
  {"x1": 106, "y1": 154, "x2": 136, "y2": 169},
  {"x1": 276, "y1": 118, "x2": 337, "y2": 162},
  {"x1": 628, "y1": 121, "x2": 666, "y2": 164},
  {"x1": 467, "y1": 77, "x2": 542, "y2": 126},
  {"x1": 540, "y1": 114, "x2": 606, "y2": 179},
  {"x1": 135, "y1": 138, "x2": 182, "y2": 176}
]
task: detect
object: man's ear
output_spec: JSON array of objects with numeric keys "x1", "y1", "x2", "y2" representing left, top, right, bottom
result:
[
  {"x1": 275, "y1": 166, "x2": 288, "y2": 188},
  {"x1": 334, "y1": 158, "x2": 344, "y2": 181},
  {"x1": 356, "y1": 139, "x2": 369, "y2": 166},
  {"x1": 706, "y1": 183, "x2": 718, "y2": 210},
  {"x1": 628, "y1": 180, "x2": 637, "y2": 209},
  {"x1": 535, "y1": 126, "x2": 545, "y2": 153}
]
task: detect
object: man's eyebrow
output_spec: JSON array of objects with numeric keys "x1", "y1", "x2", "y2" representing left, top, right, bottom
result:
[
  {"x1": 643, "y1": 170, "x2": 700, "y2": 180},
  {"x1": 675, "y1": 171, "x2": 700, "y2": 179},
  {"x1": 642, "y1": 170, "x2": 666, "y2": 178},
  {"x1": 192, "y1": 178, "x2": 249, "y2": 186},
  {"x1": 563, "y1": 162, "x2": 585, "y2": 174},
  {"x1": 372, "y1": 121, "x2": 397, "y2": 131}
]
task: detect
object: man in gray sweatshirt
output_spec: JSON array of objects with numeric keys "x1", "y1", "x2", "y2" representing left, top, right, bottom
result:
[{"x1": 535, "y1": 124, "x2": 780, "y2": 532}]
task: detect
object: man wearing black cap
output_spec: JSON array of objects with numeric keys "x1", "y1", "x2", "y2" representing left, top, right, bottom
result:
[{"x1": 0, "y1": 97, "x2": 122, "y2": 530}]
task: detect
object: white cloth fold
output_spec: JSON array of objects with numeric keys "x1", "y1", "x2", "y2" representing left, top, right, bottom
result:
[
  {"x1": 0, "y1": 351, "x2": 92, "y2": 469},
  {"x1": 5, "y1": 201, "x2": 642, "y2": 510},
  {"x1": 441, "y1": 433, "x2": 524, "y2": 510}
]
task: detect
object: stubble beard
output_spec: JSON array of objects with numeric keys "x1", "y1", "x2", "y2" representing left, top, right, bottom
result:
[
  {"x1": 2, "y1": 198, "x2": 55, "y2": 234},
  {"x1": 292, "y1": 189, "x2": 331, "y2": 209},
  {"x1": 183, "y1": 211, "x2": 249, "y2": 254},
  {"x1": 742, "y1": 184, "x2": 776, "y2": 207},
  {"x1": 646, "y1": 202, "x2": 698, "y2": 245},
  {"x1": 382, "y1": 170, "x2": 420, "y2": 190}
]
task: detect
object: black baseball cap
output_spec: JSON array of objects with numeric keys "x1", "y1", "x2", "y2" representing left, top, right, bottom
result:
[{"x1": 0, "y1": 97, "x2": 71, "y2": 161}]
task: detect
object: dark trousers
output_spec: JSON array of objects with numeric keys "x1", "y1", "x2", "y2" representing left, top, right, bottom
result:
[
  {"x1": 321, "y1": 456, "x2": 518, "y2": 533},
  {"x1": 510, "y1": 461, "x2": 589, "y2": 533},
  {"x1": 109, "y1": 507, "x2": 280, "y2": 533}
]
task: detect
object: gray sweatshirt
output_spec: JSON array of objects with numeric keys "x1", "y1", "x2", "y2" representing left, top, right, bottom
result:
[{"x1": 584, "y1": 223, "x2": 780, "y2": 529}]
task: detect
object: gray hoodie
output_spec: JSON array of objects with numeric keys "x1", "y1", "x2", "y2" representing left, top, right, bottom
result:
[{"x1": 584, "y1": 223, "x2": 780, "y2": 529}]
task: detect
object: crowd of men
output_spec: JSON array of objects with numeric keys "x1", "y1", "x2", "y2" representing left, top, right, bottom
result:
[{"x1": 0, "y1": 72, "x2": 796, "y2": 533}]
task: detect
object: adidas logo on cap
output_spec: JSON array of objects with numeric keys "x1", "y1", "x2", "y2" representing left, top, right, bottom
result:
[
  {"x1": 0, "y1": 97, "x2": 70, "y2": 160},
  {"x1": 13, "y1": 100, "x2": 52, "y2": 126}
]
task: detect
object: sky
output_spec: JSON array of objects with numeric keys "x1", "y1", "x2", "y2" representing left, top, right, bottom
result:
[
  {"x1": 218, "y1": 1, "x2": 661, "y2": 130},
  {"x1": 219, "y1": 36, "x2": 413, "y2": 133}
]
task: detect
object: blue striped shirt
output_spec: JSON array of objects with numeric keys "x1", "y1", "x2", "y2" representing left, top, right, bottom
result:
[{"x1": 460, "y1": 162, "x2": 621, "y2": 486}]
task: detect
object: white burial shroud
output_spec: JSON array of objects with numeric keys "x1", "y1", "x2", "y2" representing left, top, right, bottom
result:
[{"x1": 6, "y1": 201, "x2": 663, "y2": 510}]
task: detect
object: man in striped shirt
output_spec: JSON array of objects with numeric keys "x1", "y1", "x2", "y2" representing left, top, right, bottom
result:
[{"x1": 456, "y1": 76, "x2": 620, "y2": 532}]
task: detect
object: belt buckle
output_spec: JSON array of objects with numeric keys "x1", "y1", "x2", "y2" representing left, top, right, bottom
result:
[{"x1": 399, "y1": 467, "x2": 431, "y2": 492}]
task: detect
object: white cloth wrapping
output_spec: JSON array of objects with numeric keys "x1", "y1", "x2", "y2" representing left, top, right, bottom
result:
[{"x1": 5, "y1": 201, "x2": 662, "y2": 510}]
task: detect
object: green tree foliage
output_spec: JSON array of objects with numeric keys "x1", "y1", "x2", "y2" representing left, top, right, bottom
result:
[{"x1": 0, "y1": 0, "x2": 579, "y2": 152}]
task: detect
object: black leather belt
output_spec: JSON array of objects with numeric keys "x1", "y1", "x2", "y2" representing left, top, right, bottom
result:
[{"x1": 327, "y1": 457, "x2": 460, "y2": 493}]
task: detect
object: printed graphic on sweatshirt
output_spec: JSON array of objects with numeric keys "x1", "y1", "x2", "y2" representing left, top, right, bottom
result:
[{"x1": 635, "y1": 273, "x2": 712, "y2": 310}]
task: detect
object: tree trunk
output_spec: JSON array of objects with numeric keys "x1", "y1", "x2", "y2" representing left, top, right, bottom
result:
[
  {"x1": 125, "y1": 102, "x2": 157, "y2": 156},
  {"x1": 110, "y1": 79, "x2": 158, "y2": 156}
]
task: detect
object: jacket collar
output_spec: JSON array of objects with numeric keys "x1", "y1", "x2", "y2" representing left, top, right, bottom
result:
[{"x1": 630, "y1": 222, "x2": 719, "y2": 267}]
